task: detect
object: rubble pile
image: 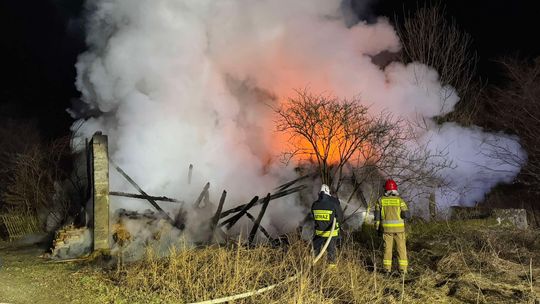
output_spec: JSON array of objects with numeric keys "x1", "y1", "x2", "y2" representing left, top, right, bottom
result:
[
  {"x1": 50, "y1": 225, "x2": 92, "y2": 259},
  {"x1": 111, "y1": 209, "x2": 186, "y2": 261}
]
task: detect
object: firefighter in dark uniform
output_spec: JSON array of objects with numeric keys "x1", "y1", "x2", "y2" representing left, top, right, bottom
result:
[
  {"x1": 375, "y1": 179, "x2": 410, "y2": 274},
  {"x1": 311, "y1": 184, "x2": 344, "y2": 267}
]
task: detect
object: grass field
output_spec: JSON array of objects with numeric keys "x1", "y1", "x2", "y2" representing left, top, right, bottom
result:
[{"x1": 1, "y1": 219, "x2": 539, "y2": 303}]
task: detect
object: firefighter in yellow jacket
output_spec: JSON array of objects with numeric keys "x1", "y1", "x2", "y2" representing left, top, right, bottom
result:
[{"x1": 375, "y1": 179, "x2": 410, "y2": 274}]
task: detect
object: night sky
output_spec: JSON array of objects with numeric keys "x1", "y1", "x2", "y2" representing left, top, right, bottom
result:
[{"x1": 1, "y1": 0, "x2": 539, "y2": 139}]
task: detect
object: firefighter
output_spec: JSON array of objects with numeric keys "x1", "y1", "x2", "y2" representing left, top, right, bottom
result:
[
  {"x1": 311, "y1": 184, "x2": 344, "y2": 267},
  {"x1": 375, "y1": 179, "x2": 410, "y2": 274}
]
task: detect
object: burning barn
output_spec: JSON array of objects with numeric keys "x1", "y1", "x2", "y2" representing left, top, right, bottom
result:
[{"x1": 50, "y1": 132, "x2": 322, "y2": 260}]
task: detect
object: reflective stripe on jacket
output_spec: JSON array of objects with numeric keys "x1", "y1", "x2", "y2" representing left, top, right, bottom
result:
[
  {"x1": 312, "y1": 193, "x2": 343, "y2": 238},
  {"x1": 313, "y1": 210, "x2": 340, "y2": 237},
  {"x1": 375, "y1": 195, "x2": 408, "y2": 233}
]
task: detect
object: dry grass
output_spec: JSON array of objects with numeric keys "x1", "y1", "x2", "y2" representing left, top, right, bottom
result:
[{"x1": 90, "y1": 220, "x2": 539, "y2": 304}]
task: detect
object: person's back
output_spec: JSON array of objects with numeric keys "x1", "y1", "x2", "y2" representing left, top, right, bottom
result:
[
  {"x1": 311, "y1": 184, "x2": 343, "y2": 267},
  {"x1": 377, "y1": 194, "x2": 408, "y2": 233},
  {"x1": 375, "y1": 179, "x2": 410, "y2": 274},
  {"x1": 312, "y1": 192, "x2": 342, "y2": 237}
]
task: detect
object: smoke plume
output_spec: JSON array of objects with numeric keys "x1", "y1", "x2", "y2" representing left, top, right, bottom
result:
[{"x1": 73, "y1": 0, "x2": 524, "y2": 233}]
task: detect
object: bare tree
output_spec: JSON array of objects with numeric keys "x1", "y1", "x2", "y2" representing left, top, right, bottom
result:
[
  {"x1": 274, "y1": 89, "x2": 452, "y2": 206},
  {"x1": 486, "y1": 57, "x2": 540, "y2": 191},
  {"x1": 395, "y1": 3, "x2": 482, "y2": 125},
  {"x1": 0, "y1": 119, "x2": 41, "y2": 209},
  {"x1": 2, "y1": 137, "x2": 73, "y2": 226},
  {"x1": 476, "y1": 57, "x2": 540, "y2": 225},
  {"x1": 274, "y1": 88, "x2": 456, "y2": 221},
  {"x1": 275, "y1": 90, "x2": 395, "y2": 189}
]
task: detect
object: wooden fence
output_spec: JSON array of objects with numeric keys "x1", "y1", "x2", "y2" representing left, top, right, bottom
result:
[{"x1": 0, "y1": 213, "x2": 40, "y2": 241}]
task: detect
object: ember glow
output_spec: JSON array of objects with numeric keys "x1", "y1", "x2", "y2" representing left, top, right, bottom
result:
[{"x1": 72, "y1": 0, "x2": 524, "y2": 231}]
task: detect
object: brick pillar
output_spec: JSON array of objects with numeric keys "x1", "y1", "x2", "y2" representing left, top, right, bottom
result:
[{"x1": 90, "y1": 132, "x2": 110, "y2": 251}]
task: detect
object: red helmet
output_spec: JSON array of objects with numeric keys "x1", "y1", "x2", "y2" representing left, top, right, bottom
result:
[{"x1": 384, "y1": 179, "x2": 398, "y2": 191}]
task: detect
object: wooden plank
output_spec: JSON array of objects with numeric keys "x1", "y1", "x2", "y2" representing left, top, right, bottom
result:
[
  {"x1": 3, "y1": 216, "x2": 13, "y2": 240},
  {"x1": 85, "y1": 138, "x2": 92, "y2": 200},
  {"x1": 8, "y1": 216, "x2": 19, "y2": 240},
  {"x1": 248, "y1": 193, "x2": 271, "y2": 246},
  {"x1": 31, "y1": 216, "x2": 38, "y2": 231},
  {"x1": 109, "y1": 191, "x2": 183, "y2": 203},
  {"x1": 209, "y1": 190, "x2": 227, "y2": 242},
  {"x1": 274, "y1": 174, "x2": 312, "y2": 192},
  {"x1": 219, "y1": 196, "x2": 259, "y2": 229},
  {"x1": 110, "y1": 160, "x2": 175, "y2": 225},
  {"x1": 220, "y1": 185, "x2": 306, "y2": 219},
  {"x1": 188, "y1": 164, "x2": 193, "y2": 184},
  {"x1": 194, "y1": 182, "x2": 210, "y2": 208},
  {"x1": 0, "y1": 214, "x2": 40, "y2": 241},
  {"x1": 245, "y1": 211, "x2": 272, "y2": 241},
  {"x1": 5, "y1": 216, "x2": 14, "y2": 241}
]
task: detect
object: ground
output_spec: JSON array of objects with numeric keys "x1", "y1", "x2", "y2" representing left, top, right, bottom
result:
[
  {"x1": 0, "y1": 243, "x2": 126, "y2": 304},
  {"x1": 0, "y1": 219, "x2": 539, "y2": 303}
]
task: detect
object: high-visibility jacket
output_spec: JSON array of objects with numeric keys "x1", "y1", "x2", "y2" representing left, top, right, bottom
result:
[
  {"x1": 311, "y1": 193, "x2": 344, "y2": 237},
  {"x1": 374, "y1": 195, "x2": 409, "y2": 233}
]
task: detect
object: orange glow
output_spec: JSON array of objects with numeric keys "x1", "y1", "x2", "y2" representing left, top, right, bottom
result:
[
  {"x1": 247, "y1": 40, "x2": 377, "y2": 167},
  {"x1": 272, "y1": 107, "x2": 372, "y2": 166}
]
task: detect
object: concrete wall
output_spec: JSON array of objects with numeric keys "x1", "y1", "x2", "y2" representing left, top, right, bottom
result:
[
  {"x1": 493, "y1": 209, "x2": 528, "y2": 229},
  {"x1": 90, "y1": 133, "x2": 110, "y2": 251},
  {"x1": 450, "y1": 206, "x2": 528, "y2": 229}
]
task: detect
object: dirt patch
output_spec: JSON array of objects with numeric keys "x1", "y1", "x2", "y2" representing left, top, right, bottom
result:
[{"x1": 0, "y1": 243, "x2": 122, "y2": 304}]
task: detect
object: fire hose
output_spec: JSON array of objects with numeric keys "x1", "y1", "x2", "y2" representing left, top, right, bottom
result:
[{"x1": 187, "y1": 218, "x2": 336, "y2": 304}]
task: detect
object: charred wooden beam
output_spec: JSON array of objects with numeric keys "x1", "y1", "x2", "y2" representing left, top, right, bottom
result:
[
  {"x1": 174, "y1": 208, "x2": 187, "y2": 230},
  {"x1": 188, "y1": 164, "x2": 193, "y2": 184},
  {"x1": 245, "y1": 211, "x2": 272, "y2": 241},
  {"x1": 195, "y1": 182, "x2": 210, "y2": 208},
  {"x1": 220, "y1": 185, "x2": 306, "y2": 219},
  {"x1": 219, "y1": 196, "x2": 259, "y2": 229},
  {"x1": 209, "y1": 190, "x2": 227, "y2": 242},
  {"x1": 248, "y1": 193, "x2": 271, "y2": 246},
  {"x1": 85, "y1": 138, "x2": 92, "y2": 201},
  {"x1": 203, "y1": 188, "x2": 210, "y2": 207},
  {"x1": 109, "y1": 191, "x2": 183, "y2": 203},
  {"x1": 274, "y1": 174, "x2": 312, "y2": 192},
  {"x1": 110, "y1": 160, "x2": 175, "y2": 225}
]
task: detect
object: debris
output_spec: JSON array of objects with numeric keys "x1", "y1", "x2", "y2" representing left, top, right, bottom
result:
[
  {"x1": 220, "y1": 196, "x2": 259, "y2": 229},
  {"x1": 109, "y1": 191, "x2": 183, "y2": 203},
  {"x1": 195, "y1": 182, "x2": 211, "y2": 208},
  {"x1": 209, "y1": 190, "x2": 227, "y2": 242},
  {"x1": 248, "y1": 193, "x2": 271, "y2": 246},
  {"x1": 220, "y1": 185, "x2": 306, "y2": 219},
  {"x1": 110, "y1": 159, "x2": 175, "y2": 225},
  {"x1": 50, "y1": 225, "x2": 92, "y2": 260}
]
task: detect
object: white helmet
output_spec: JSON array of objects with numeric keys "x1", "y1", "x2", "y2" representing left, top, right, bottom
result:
[{"x1": 320, "y1": 184, "x2": 331, "y2": 195}]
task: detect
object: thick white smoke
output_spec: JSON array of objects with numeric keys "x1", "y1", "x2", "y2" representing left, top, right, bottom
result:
[
  {"x1": 421, "y1": 123, "x2": 526, "y2": 207},
  {"x1": 73, "y1": 0, "x2": 524, "y2": 230}
]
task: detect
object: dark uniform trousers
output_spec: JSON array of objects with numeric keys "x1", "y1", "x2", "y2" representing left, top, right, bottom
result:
[{"x1": 313, "y1": 236, "x2": 337, "y2": 263}]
